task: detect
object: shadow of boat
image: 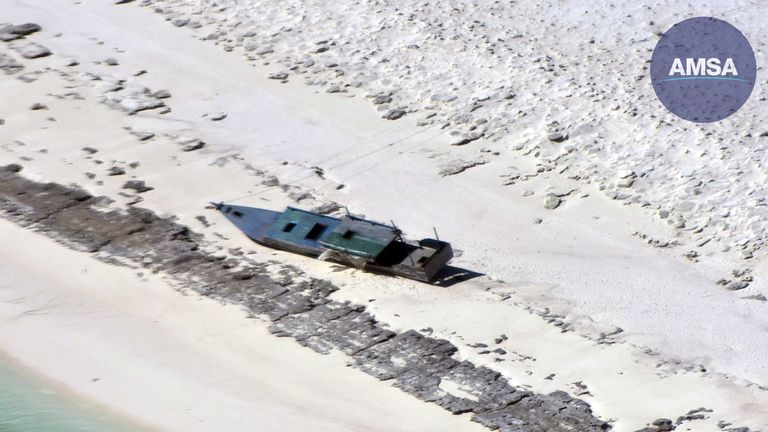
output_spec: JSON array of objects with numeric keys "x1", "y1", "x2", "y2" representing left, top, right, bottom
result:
[{"x1": 429, "y1": 265, "x2": 484, "y2": 287}]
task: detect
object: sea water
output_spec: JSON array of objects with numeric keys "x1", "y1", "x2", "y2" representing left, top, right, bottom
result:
[{"x1": 0, "y1": 358, "x2": 142, "y2": 432}]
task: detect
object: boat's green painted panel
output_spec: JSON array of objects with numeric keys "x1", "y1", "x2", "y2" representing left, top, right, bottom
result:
[{"x1": 320, "y1": 216, "x2": 397, "y2": 259}]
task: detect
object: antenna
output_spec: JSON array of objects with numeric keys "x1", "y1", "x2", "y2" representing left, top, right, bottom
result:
[
  {"x1": 344, "y1": 206, "x2": 351, "y2": 216},
  {"x1": 433, "y1": 227, "x2": 440, "y2": 241},
  {"x1": 390, "y1": 220, "x2": 404, "y2": 240}
]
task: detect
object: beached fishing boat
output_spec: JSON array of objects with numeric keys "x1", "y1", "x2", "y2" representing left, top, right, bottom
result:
[{"x1": 214, "y1": 203, "x2": 453, "y2": 282}]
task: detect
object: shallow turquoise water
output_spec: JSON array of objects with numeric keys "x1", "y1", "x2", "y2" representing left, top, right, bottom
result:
[{"x1": 0, "y1": 359, "x2": 141, "y2": 432}]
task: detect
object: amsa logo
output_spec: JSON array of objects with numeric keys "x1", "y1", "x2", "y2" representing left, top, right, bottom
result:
[
  {"x1": 650, "y1": 17, "x2": 756, "y2": 122},
  {"x1": 668, "y1": 57, "x2": 738, "y2": 77}
]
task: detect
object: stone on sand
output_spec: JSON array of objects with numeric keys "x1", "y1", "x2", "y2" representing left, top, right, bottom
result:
[
  {"x1": 122, "y1": 180, "x2": 153, "y2": 193},
  {"x1": 0, "y1": 52, "x2": 24, "y2": 75},
  {"x1": 382, "y1": 108, "x2": 406, "y2": 120},
  {"x1": 544, "y1": 193, "x2": 562, "y2": 210},
  {"x1": 10, "y1": 41, "x2": 51, "y2": 59}
]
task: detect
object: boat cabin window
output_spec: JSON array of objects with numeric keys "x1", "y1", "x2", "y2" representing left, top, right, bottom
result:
[
  {"x1": 233, "y1": 211, "x2": 243, "y2": 217},
  {"x1": 417, "y1": 256, "x2": 429, "y2": 265},
  {"x1": 342, "y1": 230, "x2": 356, "y2": 240},
  {"x1": 283, "y1": 222, "x2": 297, "y2": 233},
  {"x1": 305, "y1": 223, "x2": 327, "y2": 240}
]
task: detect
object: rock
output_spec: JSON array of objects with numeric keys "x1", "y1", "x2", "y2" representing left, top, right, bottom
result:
[
  {"x1": 0, "y1": 52, "x2": 24, "y2": 75},
  {"x1": 15, "y1": 72, "x2": 38, "y2": 83},
  {"x1": 439, "y1": 159, "x2": 487, "y2": 177},
  {"x1": 383, "y1": 108, "x2": 406, "y2": 120},
  {"x1": 6, "y1": 23, "x2": 42, "y2": 37},
  {"x1": 117, "y1": 94, "x2": 165, "y2": 114},
  {"x1": 617, "y1": 177, "x2": 635, "y2": 188},
  {"x1": 10, "y1": 41, "x2": 51, "y2": 59},
  {"x1": 152, "y1": 89, "x2": 172, "y2": 99},
  {"x1": 130, "y1": 131, "x2": 155, "y2": 141},
  {"x1": 726, "y1": 280, "x2": 750, "y2": 291},
  {"x1": 326, "y1": 85, "x2": 342, "y2": 93},
  {"x1": 104, "y1": 57, "x2": 119, "y2": 66},
  {"x1": 268, "y1": 71, "x2": 289, "y2": 80},
  {"x1": 544, "y1": 193, "x2": 562, "y2": 210},
  {"x1": 195, "y1": 215, "x2": 211, "y2": 227},
  {"x1": 1, "y1": 163, "x2": 23, "y2": 173},
  {"x1": 209, "y1": 112, "x2": 227, "y2": 121},
  {"x1": 547, "y1": 131, "x2": 568, "y2": 143},
  {"x1": 30, "y1": 102, "x2": 48, "y2": 110},
  {"x1": 122, "y1": 180, "x2": 153, "y2": 193},
  {"x1": 651, "y1": 418, "x2": 675, "y2": 431},
  {"x1": 372, "y1": 94, "x2": 392, "y2": 105},
  {"x1": 114, "y1": 0, "x2": 136, "y2": 4},
  {"x1": 451, "y1": 131, "x2": 484, "y2": 146},
  {"x1": 0, "y1": 33, "x2": 22, "y2": 42},
  {"x1": 107, "y1": 166, "x2": 126, "y2": 176},
  {"x1": 172, "y1": 18, "x2": 189, "y2": 27},
  {"x1": 253, "y1": 46, "x2": 274, "y2": 55},
  {"x1": 82, "y1": 146, "x2": 98, "y2": 154},
  {"x1": 180, "y1": 138, "x2": 205, "y2": 152},
  {"x1": 312, "y1": 202, "x2": 343, "y2": 215}
]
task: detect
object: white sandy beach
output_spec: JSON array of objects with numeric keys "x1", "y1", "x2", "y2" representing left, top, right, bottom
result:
[{"x1": 1, "y1": 0, "x2": 768, "y2": 431}]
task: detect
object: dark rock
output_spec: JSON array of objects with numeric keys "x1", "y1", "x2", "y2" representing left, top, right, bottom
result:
[
  {"x1": 122, "y1": 180, "x2": 153, "y2": 193},
  {"x1": 652, "y1": 418, "x2": 674, "y2": 431},
  {"x1": 7, "y1": 23, "x2": 42, "y2": 36},
  {"x1": 726, "y1": 281, "x2": 750, "y2": 291},
  {"x1": 372, "y1": 94, "x2": 392, "y2": 105},
  {"x1": 107, "y1": 166, "x2": 126, "y2": 176},
  {"x1": 0, "y1": 52, "x2": 24, "y2": 75},
  {"x1": 267, "y1": 71, "x2": 289, "y2": 80},
  {"x1": 383, "y1": 108, "x2": 406, "y2": 120},
  {"x1": 152, "y1": 89, "x2": 172, "y2": 99},
  {"x1": 181, "y1": 139, "x2": 205, "y2": 152},
  {"x1": 450, "y1": 131, "x2": 484, "y2": 146},
  {"x1": 131, "y1": 131, "x2": 155, "y2": 141},
  {"x1": 196, "y1": 215, "x2": 211, "y2": 227},
  {"x1": 0, "y1": 34, "x2": 23, "y2": 43},
  {"x1": 11, "y1": 41, "x2": 51, "y2": 59},
  {"x1": 548, "y1": 131, "x2": 569, "y2": 143}
]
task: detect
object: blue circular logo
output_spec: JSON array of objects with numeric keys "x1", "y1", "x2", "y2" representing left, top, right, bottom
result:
[{"x1": 650, "y1": 17, "x2": 756, "y2": 123}]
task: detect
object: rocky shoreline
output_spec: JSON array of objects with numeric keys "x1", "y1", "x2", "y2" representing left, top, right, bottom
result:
[{"x1": 0, "y1": 164, "x2": 611, "y2": 431}]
